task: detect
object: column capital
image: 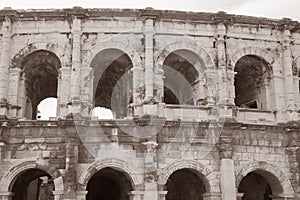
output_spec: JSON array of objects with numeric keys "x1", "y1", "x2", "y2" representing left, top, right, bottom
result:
[
  {"x1": 143, "y1": 141, "x2": 158, "y2": 152},
  {"x1": 217, "y1": 137, "x2": 233, "y2": 159}
]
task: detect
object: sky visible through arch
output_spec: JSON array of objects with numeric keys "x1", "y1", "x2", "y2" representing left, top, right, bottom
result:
[{"x1": 2, "y1": 0, "x2": 299, "y2": 119}]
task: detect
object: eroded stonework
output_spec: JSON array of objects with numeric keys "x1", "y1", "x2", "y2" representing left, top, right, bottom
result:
[{"x1": 0, "y1": 7, "x2": 299, "y2": 200}]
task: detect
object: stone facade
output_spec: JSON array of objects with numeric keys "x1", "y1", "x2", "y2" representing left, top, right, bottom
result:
[{"x1": 0, "y1": 7, "x2": 299, "y2": 200}]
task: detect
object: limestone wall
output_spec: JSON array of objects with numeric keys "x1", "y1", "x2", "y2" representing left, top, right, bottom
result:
[{"x1": 0, "y1": 8, "x2": 299, "y2": 200}]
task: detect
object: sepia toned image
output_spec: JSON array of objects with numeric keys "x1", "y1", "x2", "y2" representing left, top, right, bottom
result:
[{"x1": 0, "y1": 1, "x2": 299, "y2": 200}]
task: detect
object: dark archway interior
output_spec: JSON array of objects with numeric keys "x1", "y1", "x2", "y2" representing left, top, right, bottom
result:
[
  {"x1": 163, "y1": 50, "x2": 200, "y2": 105},
  {"x1": 86, "y1": 167, "x2": 132, "y2": 200},
  {"x1": 21, "y1": 50, "x2": 61, "y2": 119},
  {"x1": 165, "y1": 169, "x2": 206, "y2": 200},
  {"x1": 11, "y1": 169, "x2": 54, "y2": 200},
  {"x1": 234, "y1": 55, "x2": 271, "y2": 109},
  {"x1": 91, "y1": 49, "x2": 133, "y2": 119},
  {"x1": 238, "y1": 172, "x2": 272, "y2": 200}
]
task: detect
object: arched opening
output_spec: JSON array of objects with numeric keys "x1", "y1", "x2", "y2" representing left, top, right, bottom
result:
[
  {"x1": 238, "y1": 171, "x2": 272, "y2": 200},
  {"x1": 86, "y1": 167, "x2": 133, "y2": 200},
  {"x1": 11, "y1": 169, "x2": 54, "y2": 200},
  {"x1": 234, "y1": 55, "x2": 272, "y2": 109},
  {"x1": 37, "y1": 97, "x2": 57, "y2": 120},
  {"x1": 165, "y1": 169, "x2": 206, "y2": 200},
  {"x1": 91, "y1": 49, "x2": 133, "y2": 119},
  {"x1": 91, "y1": 106, "x2": 114, "y2": 119},
  {"x1": 163, "y1": 50, "x2": 203, "y2": 105},
  {"x1": 21, "y1": 50, "x2": 61, "y2": 119}
]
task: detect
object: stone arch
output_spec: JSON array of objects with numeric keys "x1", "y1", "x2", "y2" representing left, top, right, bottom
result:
[
  {"x1": 156, "y1": 41, "x2": 216, "y2": 105},
  {"x1": 236, "y1": 161, "x2": 294, "y2": 197},
  {"x1": 156, "y1": 41, "x2": 216, "y2": 71},
  {"x1": 0, "y1": 158, "x2": 64, "y2": 192},
  {"x1": 230, "y1": 47, "x2": 279, "y2": 72},
  {"x1": 77, "y1": 158, "x2": 142, "y2": 190},
  {"x1": 10, "y1": 42, "x2": 70, "y2": 69},
  {"x1": 157, "y1": 160, "x2": 219, "y2": 193},
  {"x1": 82, "y1": 40, "x2": 142, "y2": 69}
]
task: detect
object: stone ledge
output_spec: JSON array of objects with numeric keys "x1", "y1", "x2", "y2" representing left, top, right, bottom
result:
[{"x1": 0, "y1": 8, "x2": 299, "y2": 32}]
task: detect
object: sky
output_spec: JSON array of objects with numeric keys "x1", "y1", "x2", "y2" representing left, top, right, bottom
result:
[
  {"x1": 1, "y1": 0, "x2": 300, "y2": 21},
  {"x1": 2, "y1": 0, "x2": 300, "y2": 119}
]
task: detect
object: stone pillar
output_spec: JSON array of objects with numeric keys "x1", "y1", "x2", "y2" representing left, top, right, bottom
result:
[
  {"x1": 76, "y1": 191, "x2": 88, "y2": 200},
  {"x1": 7, "y1": 68, "x2": 21, "y2": 117},
  {"x1": 143, "y1": 141, "x2": 158, "y2": 200},
  {"x1": 272, "y1": 73, "x2": 285, "y2": 121},
  {"x1": 131, "y1": 66, "x2": 144, "y2": 116},
  {"x1": 215, "y1": 23, "x2": 235, "y2": 118},
  {"x1": 226, "y1": 70, "x2": 236, "y2": 106},
  {"x1": 220, "y1": 159, "x2": 236, "y2": 200},
  {"x1": 128, "y1": 191, "x2": 144, "y2": 200},
  {"x1": 282, "y1": 29, "x2": 297, "y2": 119},
  {"x1": 0, "y1": 192, "x2": 13, "y2": 200},
  {"x1": 70, "y1": 17, "x2": 82, "y2": 115},
  {"x1": 57, "y1": 67, "x2": 71, "y2": 118},
  {"x1": 18, "y1": 72, "x2": 26, "y2": 118},
  {"x1": 218, "y1": 137, "x2": 236, "y2": 200},
  {"x1": 0, "y1": 17, "x2": 12, "y2": 118},
  {"x1": 215, "y1": 23, "x2": 227, "y2": 105},
  {"x1": 205, "y1": 69, "x2": 217, "y2": 106},
  {"x1": 144, "y1": 18, "x2": 154, "y2": 103},
  {"x1": 154, "y1": 65, "x2": 164, "y2": 103},
  {"x1": 80, "y1": 67, "x2": 93, "y2": 117},
  {"x1": 65, "y1": 127, "x2": 79, "y2": 200}
]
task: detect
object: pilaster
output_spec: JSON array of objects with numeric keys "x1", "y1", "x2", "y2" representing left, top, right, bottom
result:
[
  {"x1": 281, "y1": 29, "x2": 297, "y2": 120},
  {"x1": 218, "y1": 136, "x2": 236, "y2": 200},
  {"x1": 205, "y1": 69, "x2": 218, "y2": 106},
  {"x1": 0, "y1": 17, "x2": 12, "y2": 118},
  {"x1": 65, "y1": 127, "x2": 79, "y2": 199},
  {"x1": 143, "y1": 141, "x2": 158, "y2": 200},
  {"x1": 80, "y1": 67, "x2": 93, "y2": 117},
  {"x1": 7, "y1": 68, "x2": 21, "y2": 117},
  {"x1": 132, "y1": 66, "x2": 144, "y2": 116},
  {"x1": 57, "y1": 67, "x2": 71, "y2": 118},
  {"x1": 215, "y1": 23, "x2": 227, "y2": 105},
  {"x1": 70, "y1": 17, "x2": 82, "y2": 115},
  {"x1": 144, "y1": 18, "x2": 154, "y2": 103}
]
